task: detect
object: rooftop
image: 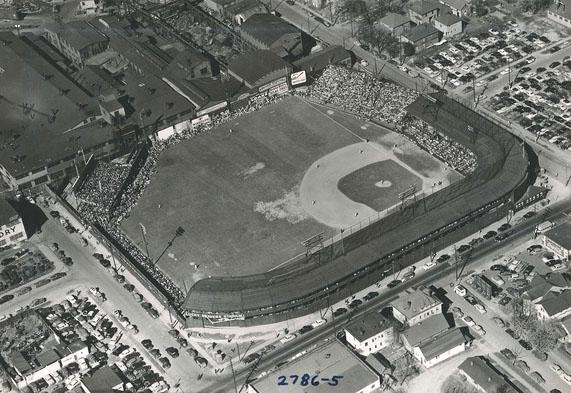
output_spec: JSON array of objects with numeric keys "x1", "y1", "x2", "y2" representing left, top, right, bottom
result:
[
  {"x1": 544, "y1": 221, "x2": 571, "y2": 250},
  {"x1": 379, "y1": 13, "x2": 411, "y2": 29},
  {"x1": 549, "y1": 0, "x2": 571, "y2": 20},
  {"x1": 440, "y1": 0, "x2": 469, "y2": 10},
  {"x1": 403, "y1": 23, "x2": 440, "y2": 42},
  {"x1": 81, "y1": 366, "x2": 124, "y2": 393},
  {"x1": 435, "y1": 11, "x2": 461, "y2": 26},
  {"x1": 409, "y1": 0, "x2": 441, "y2": 15},
  {"x1": 345, "y1": 311, "x2": 392, "y2": 342},
  {"x1": 0, "y1": 198, "x2": 18, "y2": 224},
  {"x1": 538, "y1": 289, "x2": 571, "y2": 317},
  {"x1": 418, "y1": 328, "x2": 467, "y2": 361},
  {"x1": 228, "y1": 49, "x2": 291, "y2": 87},
  {"x1": 458, "y1": 356, "x2": 516, "y2": 392},
  {"x1": 0, "y1": 32, "x2": 109, "y2": 177},
  {"x1": 240, "y1": 13, "x2": 300, "y2": 47},
  {"x1": 293, "y1": 45, "x2": 352, "y2": 73},
  {"x1": 9, "y1": 351, "x2": 31, "y2": 375},
  {"x1": 393, "y1": 288, "x2": 442, "y2": 320},
  {"x1": 46, "y1": 20, "x2": 109, "y2": 51},
  {"x1": 250, "y1": 341, "x2": 379, "y2": 393},
  {"x1": 401, "y1": 314, "x2": 449, "y2": 347}
]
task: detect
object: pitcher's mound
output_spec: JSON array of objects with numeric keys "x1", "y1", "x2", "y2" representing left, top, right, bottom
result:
[{"x1": 375, "y1": 180, "x2": 392, "y2": 188}]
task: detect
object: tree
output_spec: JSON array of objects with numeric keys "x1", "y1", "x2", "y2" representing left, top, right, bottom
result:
[
  {"x1": 403, "y1": 42, "x2": 415, "y2": 57},
  {"x1": 531, "y1": 322, "x2": 559, "y2": 353},
  {"x1": 357, "y1": 24, "x2": 399, "y2": 58},
  {"x1": 472, "y1": 0, "x2": 488, "y2": 16},
  {"x1": 520, "y1": 0, "x2": 554, "y2": 13}
]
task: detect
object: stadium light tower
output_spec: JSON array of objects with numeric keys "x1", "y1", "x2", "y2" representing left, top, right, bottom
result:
[{"x1": 154, "y1": 226, "x2": 185, "y2": 266}]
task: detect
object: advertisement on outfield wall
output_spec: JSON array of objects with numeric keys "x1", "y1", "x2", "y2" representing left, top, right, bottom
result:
[
  {"x1": 197, "y1": 101, "x2": 228, "y2": 116},
  {"x1": 290, "y1": 70, "x2": 307, "y2": 86},
  {"x1": 191, "y1": 114, "x2": 211, "y2": 128},
  {"x1": 268, "y1": 83, "x2": 289, "y2": 97}
]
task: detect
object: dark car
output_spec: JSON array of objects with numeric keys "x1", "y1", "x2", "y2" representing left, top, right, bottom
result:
[
  {"x1": 177, "y1": 337, "x2": 188, "y2": 348},
  {"x1": 243, "y1": 353, "x2": 260, "y2": 364},
  {"x1": 457, "y1": 244, "x2": 471, "y2": 253},
  {"x1": 387, "y1": 279, "x2": 402, "y2": 288},
  {"x1": 506, "y1": 328, "x2": 520, "y2": 339},
  {"x1": 483, "y1": 231, "x2": 497, "y2": 240},
  {"x1": 498, "y1": 223, "x2": 512, "y2": 232},
  {"x1": 499, "y1": 296, "x2": 512, "y2": 306},
  {"x1": 348, "y1": 299, "x2": 362, "y2": 309},
  {"x1": 49, "y1": 210, "x2": 60, "y2": 218},
  {"x1": 35, "y1": 279, "x2": 51, "y2": 288},
  {"x1": 363, "y1": 291, "x2": 378, "y2": 301},
  {"x1": 165, "y1": 347, "x2": 179, "y2": 358},
  {"x1": 150, "y1": 349, "x2": 161, "y2": 359},
  {"x1": 469, "y1": 237, "x2": 484, "y2": 246},
  {"x1": 286, "y1": 0, "x2": 295, "y2": 4},
  {"x1": 519, "y1": 339, "x2": 532, "y2": 350},
  {"x1": 299, "y1": 325, "x2": 314, "y2": 334},
  {"x1": 0, "y1": 294, "x2": 14, "y2": 304},
  {"x1": 141, "y1": 339, "x2": 153, "y2": 350},
  {"x1": 500, "y1": 348, "x2": 516, "y2": 361},
  {"x1": 549, "y1": 61, "x2": 561, "y2": 68},
  {"x1": 50, "y1": 272, "x2": 67, "y2": 281},
  {"x1": 495, "y1": 233, "x2": 509, "y2": 242},
  {"x1": 436, "y1": 254, "x2": 450, "y2": 263},
  {"x1": 465, "y1": 295, "x2": 477, "y2": 305},
  {"x1": 490, "y1": 264, "x2": 507, "y2": 272},
  {"x1": 527, "y1": 244, "x2": 542, "y2": 253},
  {"x1": 99, "y1": 259, "x2": 111, "y2": 268},
  {"x1": 333, "y1": 308, "x2": 347, "y2": 317},
  {"x1": 159, "y1": 357, "x2": 171, "y2": 369}
]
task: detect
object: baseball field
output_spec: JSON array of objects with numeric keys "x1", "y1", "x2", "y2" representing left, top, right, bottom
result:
[{"x1": 121, "y1": 96, "x2": 459, "y2": 287}]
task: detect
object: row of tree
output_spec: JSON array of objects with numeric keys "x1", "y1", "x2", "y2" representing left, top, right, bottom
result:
[{"x1": 511, "y1": 298, "x2": 560, "y2": 353}]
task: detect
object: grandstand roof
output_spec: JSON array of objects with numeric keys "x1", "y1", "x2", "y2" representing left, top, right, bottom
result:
[
  {"x1": 183, "y1": 92, "x2": 532, "y2": 318},
  {"x1": 293, "y1": 45, "x2": 352, "y2": 73}
]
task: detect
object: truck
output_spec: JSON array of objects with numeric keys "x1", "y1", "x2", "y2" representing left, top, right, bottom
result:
[{"x1": 536, "y1": 221, "x2": 554, "y2": 233}]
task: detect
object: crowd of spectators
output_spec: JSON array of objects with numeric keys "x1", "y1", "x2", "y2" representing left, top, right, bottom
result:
[
  {"x1": 303, "y1": 66, "x2": 477, "y2": 176},
  {"x1": 76, "y1": 93, "x2": 290, "y2": 307},
  {"x1": 302, "y1": 66, "x2": 418, "y2": 125}
]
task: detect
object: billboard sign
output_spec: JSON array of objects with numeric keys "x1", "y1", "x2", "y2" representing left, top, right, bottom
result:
[{"x1": 290, "y1": 70, "x2": 307, "y2": 86}]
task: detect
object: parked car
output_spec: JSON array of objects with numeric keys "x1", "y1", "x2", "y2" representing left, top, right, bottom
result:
[
  {"x1": 387, "y1": 279, "x2": 402, "y2": 288},
  {"x1": 501, "y1": 348, "x2": 516, "y2": 361},
  {"x1": 518, "y1": 339, "x2": 533, "y2": 350},
  {"x1": 492, "y1": 317, "x2": 505, "y2": 327},
  {"x1": 299, "y1": 325, "x2": 313, "y2": 334},
  {"x1": 531, "y1": 372, "x2": 545, "y2": 384},
  {"x1": 454, "y1": 285, "x2": 467, "y2": 297},
  {"x1": 515, "y1": 359, "x2": 530, "y2": 373},
  {"x1": 506, "y1": 328, "x2": 520, "y2": 340},
  {"x1": 333, "y1": 308, "x2": 347, "y2": 317},
  {"x1": 436, "y1": 254, "x2": 450, "y2": 263},
  {"x1": 165, "y1": 347, "x2": 179, "y2": 358}
]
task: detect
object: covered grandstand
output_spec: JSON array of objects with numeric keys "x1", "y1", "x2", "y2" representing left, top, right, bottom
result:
[{"x1": 182, "y1": 92, "x2": 538, "y2": 327}]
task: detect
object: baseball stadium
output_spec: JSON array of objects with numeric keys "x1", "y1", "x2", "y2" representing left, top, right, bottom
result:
[{"x1": 175, "y1": 91, "x2": 537, "y2": 327}]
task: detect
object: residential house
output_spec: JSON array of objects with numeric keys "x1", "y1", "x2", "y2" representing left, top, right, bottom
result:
[
  {"x1": 240, "y1": 14, "x2": 303, "y2": 60},
  {"x1": 379, "y1": 13, "x2": 412, "y2": 36},
  {"x1": 345, "y1": 312, "x2": 395, "y2": 356},
  {"x1": 458, "y1": 357, "x2": 518, "y2": 393},
  {"x1": 536, "y1": 289, "x2": 571, "y2": 320},
  {"x1": 523, "y1": 273, "x2": 571, "y2": 314},
  {"x1": 558, "y1": 315, "x2": 571, "y2": 342},
  {"x1": 400, "y1": 313, "x2": 449, "y2": 352},
  {"x1": 439, "y1": 0, "x2": 470, "y2": 16},
  {"x1": 433, "y1": 12, "x2": 463, "y2": 37},
  {"x1": 44, "y1": 21, "x2": 109, "y2": 68},
  {"x1": 392, "y1": 287, "x2": 443, "y2": 326},
  {"x1": 542, "y1": 221, "x2": 571, "y2": 261},
  {"x1": 228, "y1": 50, "x2": 292, "y2": 90},
  {"x1": 548, "y1": 0, "x2": 571, "y2": 28},
  {"x1": 227, "y1": 0, "x2": 266, "y2": 25},
  {"x1": 246, "y1": 341, "x2": 380, "y2": 393},
  {"x1": 416, "y1": 328, "x2": 470, "y2": 367},
  {"x1": 408, "y1": 0, "x2": 441, "y2": 24},
  {"x1": 401, "y1": 23, "x2": 441, "y2": 50},
  {"x1": 0, "y1": 198, "x2": 27, "y2": 248}
]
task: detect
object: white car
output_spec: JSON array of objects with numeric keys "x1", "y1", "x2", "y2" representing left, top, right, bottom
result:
[
  {"x1": 476, "y1": 80, "x2": 487, "y2": 87},
  {"x1": 399, "y1": 65, "x2": 407, "y2": 72},
  {"x1": 489, "y1": 28, "x2": 500, "y2": 35},
  {"x1": 311, "y1": 319, "x2": 326, "y2": 328},
  {"x1": 561, "y1": 373, "x2": 571, "y2": 385},
  {"x1": 455, "y1": 285, "x2": 467, "y2": 297},
  {"x1": 473, "y1": 325, "x2": 486, "y2": 335},
  {"x1": 462, "y1": 316, "x2": 476, "y2": 327},
  {"x1": 474, "y1": 304, "x2": 487, "y2": 314},
  {"x1": 280, "y1": 334, "x2": 297, "y2": 344},
  {"x1": 423, "y1": 261, "x2": 436, "y2": 270},
  {"x1": 119, "y1": 347, "x2": 135, "y2": 359},
  {"x1": 500, "y1": 69, "x2": 510, "y2": 75},
  {"x1": 550, "y1": 363, "x2": 564, "y2": 375}
]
